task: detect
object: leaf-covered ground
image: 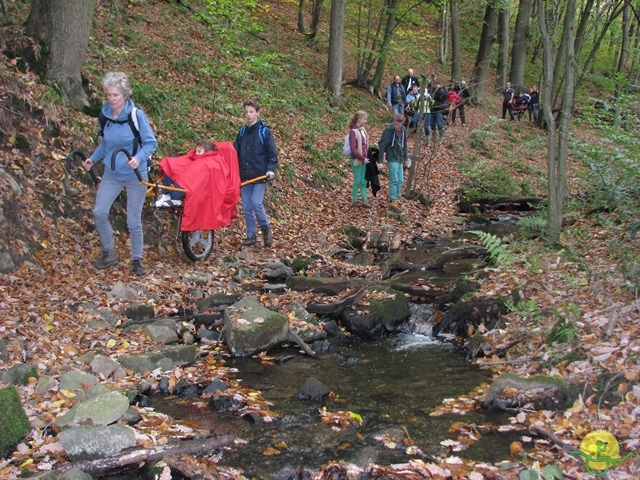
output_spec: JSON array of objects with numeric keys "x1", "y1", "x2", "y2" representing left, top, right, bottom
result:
[{"x1": 1, "y1": 1, "x2": 639, "y2": 479}]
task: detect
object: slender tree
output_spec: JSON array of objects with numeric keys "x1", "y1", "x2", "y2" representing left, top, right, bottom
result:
[
  {"x1": 468, "y1": 0, "x2": 499, "y2": 105},
  {"x1": 326, "y1": 0, "x2": 346, "y2": 98},
  {"x1": 496, "y1": 2, "x2": 509, "y2": 88},
  {"x1": 450, "y1": 0, "x2": 461, "y2": 83},
  {"x1": 298, "y1": 0, "x2": 306, "y2": 32},
  {"x1": 538, "y1": 0, "x2": 576, "y2": 243},
  {"x1": 370, "y1": 0, "x2": 401, "y2": 95}
]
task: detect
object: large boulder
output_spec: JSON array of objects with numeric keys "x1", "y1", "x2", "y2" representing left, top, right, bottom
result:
[
  {"x1": 224, "y1": 296, "x2": 288, "y2": 356},
  {"x1": 340, "y1": 286, "x2": 411, "y2": 337}
]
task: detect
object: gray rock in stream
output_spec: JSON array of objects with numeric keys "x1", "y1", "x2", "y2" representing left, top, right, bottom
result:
[{"x1": 58, "y1": 424, "x2": 136, "y2": 461}]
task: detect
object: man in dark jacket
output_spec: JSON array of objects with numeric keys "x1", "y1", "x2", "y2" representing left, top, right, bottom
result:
[
  {"x1": 401, "y1": 68, "x2": 420, "y2": 94},
  {"x1": 386, "y1": 75, "x2": 407, "y2": 115},
  {"x1": 233, "y1": 99, "x2": 278, "y2": 247},
  {"x1": 501, "y1": 81, "x2": 515, "y2": 120},
  {"x1": 428, "y1": 81, "x2": 448, "y2": 141}
]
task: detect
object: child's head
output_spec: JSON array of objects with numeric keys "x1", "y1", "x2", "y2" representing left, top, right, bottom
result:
[
  {"x1": 348, "y1": 110, "x2": 368, "y2": 129},
  {"x1": 195, "y1": 140, "x2": 216, "y2": 155}
]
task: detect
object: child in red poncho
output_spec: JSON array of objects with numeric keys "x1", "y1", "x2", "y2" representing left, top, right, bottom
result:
[{"x1": 155, "y1": 139, "x2": 215, "y2": 207}]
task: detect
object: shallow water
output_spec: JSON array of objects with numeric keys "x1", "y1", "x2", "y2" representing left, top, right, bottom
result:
[{"x1": 150, "y1": 306, "x2": 512, "y2": 478}]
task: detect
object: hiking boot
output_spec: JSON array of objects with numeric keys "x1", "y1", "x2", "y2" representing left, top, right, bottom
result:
[
  {"x1": 261, "y1": 225, "x2": 273, "y2": 247},
  {"x1": 389, "y1": 200, "x2": 400, "y2": 211},
  {"x1": 361, "y1": 200, "x2": 372, "y2": 208},
  {"x1": 93, "y1": 250, "x2": 118, "y2": 269},
  {"x1": 241, "y1": 235, "x2": 256, "y2": 247},
  {"x1": 131, "y1": 259, "x2": 146, "y2": 276}
]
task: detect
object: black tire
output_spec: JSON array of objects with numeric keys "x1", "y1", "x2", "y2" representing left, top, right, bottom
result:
[{"x1": 181, "y1": 230, "x2": 214, "y2": 262}]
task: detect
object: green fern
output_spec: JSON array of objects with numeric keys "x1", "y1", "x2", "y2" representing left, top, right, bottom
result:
[{"x1": 469, "y1": 230, "x2": 515, "y2": 266}]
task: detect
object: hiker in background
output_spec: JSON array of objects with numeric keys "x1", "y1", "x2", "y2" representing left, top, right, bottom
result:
[
  {"x1": 378, "y1": 113, "x2": 408, "y2": 212},
  {"x1": 233, "y1": 98, "x2": 278, "y2": 247},
  {"x1": 155, "y1": 139, "x2": 216, "y2": 207},
  {"x1": 386, "y1": 75, "x2": 407, "y2": 115},
  {"x1": 529, "y1": 84, "x2": 539, "y2": 122},
  {"x1": 346, "y1": 111, "x2": 371, "y2": 208},
  {"x1": 428, "y1": 80, "x2": 448, "y2": 142},
  {"x1": 455, "y1": 80, "x2": 471, "y2": 126},
  {"x1": 501, "y1": 81, "x2": 515, "y2": 120},
  {"x1": 401, "y1": 68, "x2": 420, "y2": 93},
  {"x1": 82, "y1": 71, "x2": 157, "y2": 276}
]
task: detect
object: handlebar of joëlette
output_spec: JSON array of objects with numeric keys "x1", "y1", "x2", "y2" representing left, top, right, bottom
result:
[{"x1": 110, "y1": 148, "x2": 270, "y2": 191}]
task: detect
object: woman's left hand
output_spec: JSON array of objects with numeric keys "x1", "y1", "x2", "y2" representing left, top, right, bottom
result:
[{"x1": 128, "y1": 157, "x2": 139, "y2": 169}]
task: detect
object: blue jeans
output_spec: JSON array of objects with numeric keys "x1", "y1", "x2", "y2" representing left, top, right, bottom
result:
[
  {"x1": 429, "y1": 111, "x2": 443, "y2": 134},
  {"x1": 392, "y1": 103, "x2": 405, "y2": 115},
  {"x1": 241, "y1": 182, "x2": 269, "y2": 238},
  {"x1": 351, "y1": 160, "x2": 367, "y2": 201},
  {"x1": 423, "y1": 113, "x2": 432, "y2": 136},
  {"x1": 94, "y1": 173, "x2": 147, "y2": 260},
  {"x1": 162, "y1": 175, "x2": 185, "y2": 201},
  {"x1": 388, "y1": 161, "x2": 404, "y2": 201},
  {"x1": 530, "y1": 103, "x2": 539, "y2": 122}
]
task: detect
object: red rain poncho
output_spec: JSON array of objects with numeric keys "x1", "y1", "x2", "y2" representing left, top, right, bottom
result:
[{"x1": 158, "y1": 142, "x2": 240, "y2": 231}]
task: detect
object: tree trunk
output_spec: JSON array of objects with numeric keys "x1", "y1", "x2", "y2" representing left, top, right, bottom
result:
[
  {"x1": 24, "y1": 0, "x2": 50, "y2": 42},
  {"x1": 370, "y1": 0, "x2": 400, "y2": 96},
  {"x1": 496, "y1": 5, "x2": 509, "y2": 88},
  {"x1": 449, "y1": 0, "x2": 461, "y2": 83},
  {"x1": 468, "y1": 0, "x2": 498, "y2": 105},
  {"x1": 509, "y1": 0, "x2": 534, "y2": 88},
  {"x1": 26, "y1": 0, "x2": 96, "y2": 110},
  {"x1": 306, "y1": 0, "x2": 324, "y2": 42},
  {"x1": 539, "y1": 0, "x2": 576, "y2": 244},
  {"x1": 439, "y1": 0, "x2": 449, "y2": 66},
  {"x1": 613, "y1": 1, "x2": 630, "y2": 127},
  {"x1": 298, "y1": 0, "x2": 306, "y2": 33},
  {"x1": 325, "y1": 0, "x2": 346, "y2": 98}
]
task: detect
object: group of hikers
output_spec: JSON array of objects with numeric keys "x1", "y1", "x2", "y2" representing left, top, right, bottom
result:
[
  {"x1": 83, "y1": 70, "x2": 541, "y2": 277},
  {"x1": 83, "y1": 72, "x2": 277, "y2": 276},
  {"x1": 385, "y1": 68, "x2": 471, "y2": 143},
  {"x1": 500, "y1": 81, "x2": 540, "y2": 122}
]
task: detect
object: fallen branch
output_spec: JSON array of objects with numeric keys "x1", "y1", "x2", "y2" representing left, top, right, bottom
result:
[
  {"x1": 53, "y1": 435, "x2": 234, "y2": 476},
  {"x1": 287, "y1": 325, "x2": 316, "y2": 357},
  {"x1": 529, "y1": 426, "x2": 575, "y2": 453},
  {"x1": 475, "y1": 357, "x2": 539, "y2": 368}
]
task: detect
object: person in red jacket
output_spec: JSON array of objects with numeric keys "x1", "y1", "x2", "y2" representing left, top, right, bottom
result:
[{"x1": 155, "y1": 140, "x2": 216, "y2": 207}]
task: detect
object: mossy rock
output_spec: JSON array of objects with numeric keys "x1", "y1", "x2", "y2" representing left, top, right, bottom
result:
[
  {"x1": 0, "y1": 387, "x2": 31, "y2": 453},
  {"x1": 483, "y1": 373, "x2": 578, "y2": 411}
]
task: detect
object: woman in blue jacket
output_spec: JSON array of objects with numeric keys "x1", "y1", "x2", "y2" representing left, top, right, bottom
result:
[{"x1": 82, "y1": 72, "x2": 158, "y2": 276}]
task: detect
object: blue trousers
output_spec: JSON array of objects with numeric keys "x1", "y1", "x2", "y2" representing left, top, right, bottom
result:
[
  {"x1": 93, "y1": 173, "x2": 147, "y2": 260},
  {"x1": 392, "y1": 103, "x2": 405, "y2": 115},
  {"x1": 388, "y1": 161, "x2": 404, "y2": 201},
  {"x1": 241, "y1": 182, "x2": 269, "y2": 238}
]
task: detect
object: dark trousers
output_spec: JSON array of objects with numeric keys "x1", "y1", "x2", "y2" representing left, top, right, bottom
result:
[{"x1": 502, "y1": 101, "x2": 514, "y2": 120}]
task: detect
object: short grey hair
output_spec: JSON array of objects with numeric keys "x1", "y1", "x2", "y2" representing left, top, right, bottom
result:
[{"x1": 102, "y1": 72, "x2": 132, "y2": 98}]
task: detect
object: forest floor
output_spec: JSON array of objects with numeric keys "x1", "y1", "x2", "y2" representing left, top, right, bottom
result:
[{"x1": 1, "y1": 1, "x2": 639, "y2": 479}]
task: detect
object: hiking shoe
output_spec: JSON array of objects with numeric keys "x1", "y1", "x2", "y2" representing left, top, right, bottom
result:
[
  {"x1": 361, "y1": 200, "x2": 372, "y2": 208},
  {"x1": 168, "y1": 199, "x2": 182, "y2": 207},
  {"x1": 261, "y1": 225, "x2": 273, "y2": 247},
  {"x1": 155, "y1": 194, "x2": 171, "y2": 207},
  {"x1": 94, "y1": 250, "x2": 118, "y2": 269},
  {"x1": 241, "y1": 235, "x2": 256, "y2": 247},
  {"x1": 131, "y1": 259, "x2": 146, "y2": 276},
  {"x1": 389, "y1": 200, "x2": 400, "y2": 211}
]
